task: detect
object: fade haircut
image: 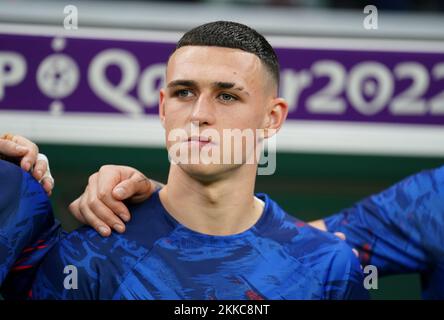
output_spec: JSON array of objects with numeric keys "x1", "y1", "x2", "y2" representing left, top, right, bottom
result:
[{"x1": 173, "y1": 21, "x2": 280, "y2": 89}]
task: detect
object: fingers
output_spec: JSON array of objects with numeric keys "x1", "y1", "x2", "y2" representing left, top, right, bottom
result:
[
  {"x1": 306, "y1": 219, "x2": 359, "y2": 258},
  {"x1": 12, "y1": 135, "x2": 39, "y2": 172},
  {"x1": 1, "y1": 134, "x2": 55, "y2": 196},
  {"x1": 69, "y1": 165, "x2": 152, "y2": 237},
  {"x1": 36, "y1": 153, "x2": 55, "y2": 195},
  {"x1": 71, "y1": 196, "x2": 123, "y2": 238},
  {"x1": 333, "y1": 232, "x2": 346, "y2": 241},
  {"x1": 82, "y1": 189, "x2": 126, "y2": 235},
  {"x1": 352, "y1": 248, "x2": 359, "y2": 258},
  {"x1": 0, "y1": 135, "x2": 54, "y2": 196},
  {"x1": 88, "y1": 173, "x2": 127, "y2": 234},
  {"x1": 96, "y1": 165, "x2": 133, "y2": 222},
  {"x1": 78, "y1": 190, "x2": 112, "y2": 237},
  {"x1": 112, "y1": 172, "x2": 153, "y2": 203},
  {"x1": 333, "y1": 232, "x2": 359, "y2": 258},
  {"x1": 71, "y1": 172, "x2": 128, "y2": 236},
  {"x1": 33, "y1": 158, "x2": 48, "y2": 181},
  {"x1": 0, "y1": 138, "x2": 29, "y2": 159},
  {"x1": 41, "y1": 177, "x2": 54, "y2": 196},
  {"x1": 68, "y1": 197, "x2": 87, "y2": 225}
]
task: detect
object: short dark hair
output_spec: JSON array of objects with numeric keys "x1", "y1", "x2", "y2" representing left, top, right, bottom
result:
[{"x1": 175, "y1": 21, "x2": 280, "y2": 88}]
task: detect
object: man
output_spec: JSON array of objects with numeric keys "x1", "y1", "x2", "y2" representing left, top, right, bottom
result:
[
  {"x1": 0, "y1": 21, "x2": 367, "y2": 300},
  {"x1": 71, "y1": 162, "x2": 444, "y2": 299}
]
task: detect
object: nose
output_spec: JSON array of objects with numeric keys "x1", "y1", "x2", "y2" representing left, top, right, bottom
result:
[{"x1": 190, "y1": 93, "x2": 216, "y2": 126}]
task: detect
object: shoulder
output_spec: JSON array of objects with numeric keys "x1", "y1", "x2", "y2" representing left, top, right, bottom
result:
[
  {"x1": 0, "y1": 160, "x2": 51, "y2": 219},
  {"x1": 0, "y1": 160, "x2": 23, "y2": 214},
  {"x1": 52, "y1": 190, "x2": 176, "y2": 261},
  {"x1": 0, "y1": 159, "x2": 21, "y2": 180},
  {"x1": 258, "y1": 193, "x2": 368, "y2": 299},
  {"x1": 258, "y1": 192, "x2": 357, "y2": 259},
  {"x1": 32, "y1": 226, "x2": 148, "y2": 299},
  {"x1": 0, "y1": 161, "x2": 55, "y2": 287},
  {"x1": 33, "y1": 192, "x2": 176, "y2": 300},
  {"x1": 414, "y1": 164, "x2": 444, "y2": 186},
  {"x1": 258, "y1": 192, "x2": 351, "y2": 251},
  {"x1": 292, "y1": 224, "x2": 368, "y2": 299}
]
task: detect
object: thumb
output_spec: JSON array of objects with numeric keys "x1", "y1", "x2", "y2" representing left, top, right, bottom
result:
[{"x1": 112, "y1": 174, "x2": 153, "y2": 203}]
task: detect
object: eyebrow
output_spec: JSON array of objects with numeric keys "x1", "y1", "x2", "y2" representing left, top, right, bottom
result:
[
  {"x1": 167, "y1": 80, "x2": 197, "y2": 88},
  {"x1": 213, "y1": 82, "x2": 249, "y2": 95},
  {"x1": 167, "y1": 80, "x2": 250, "y2": 96}
]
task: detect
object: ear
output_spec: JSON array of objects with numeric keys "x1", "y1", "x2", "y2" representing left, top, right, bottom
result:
[
  {"x1": 159, "y1": 89, "x2": 166, "y2": 129},
  {"x1": 263, "y1": 97, "x2": 288, "y2": 139}
]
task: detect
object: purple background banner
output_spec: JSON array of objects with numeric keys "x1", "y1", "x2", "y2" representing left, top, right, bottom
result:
[{"x1": 1, "y1": 33, "x2": 444, "y2": 125}]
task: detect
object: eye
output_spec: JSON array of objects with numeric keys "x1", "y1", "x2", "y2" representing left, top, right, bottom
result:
[
  {"x1": 218, "y1": 93, "x2": 237, "y2": 102},
  {"x1": 174, "y1": 89, "x2": 194, "y2": 98}
]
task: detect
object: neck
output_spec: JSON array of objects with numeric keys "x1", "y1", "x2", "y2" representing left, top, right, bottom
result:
[{"x1": 159, "y1": 164, "x2": 264, "y2": 236}]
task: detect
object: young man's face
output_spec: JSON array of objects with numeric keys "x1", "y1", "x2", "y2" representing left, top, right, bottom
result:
[{"x1": 159, "y1": 45, "x2": 281, "y2": 180}]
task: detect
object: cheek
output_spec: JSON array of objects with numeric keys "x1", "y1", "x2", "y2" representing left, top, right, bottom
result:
[
  {"x1": 229, "y1": 106, "x2": 266, "y2": 130},
  {"x1": 164, "y1": 103, "x2": 188, "y2": 127}
]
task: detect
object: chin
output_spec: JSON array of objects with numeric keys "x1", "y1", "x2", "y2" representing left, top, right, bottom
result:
[{"x1": 179, "y1": 163, "x2": 240, "y2": 183}]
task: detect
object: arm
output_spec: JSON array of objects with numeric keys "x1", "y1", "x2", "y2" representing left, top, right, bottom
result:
[
  {"x1": 30, "y1": 231, "x2": 100, "y2": 300},
  {"x1": 0, "y1": 160, "x2": 62, "y2": 298},
  {"x1": 323, "y1": 165, "x2": 444, "y2": 276},
  {"x1": 324, "y1": 241, "x2": 369, "y2": 300}
]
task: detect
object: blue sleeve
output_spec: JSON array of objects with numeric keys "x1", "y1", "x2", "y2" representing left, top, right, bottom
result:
[
  {"x1": 0, "y1": 160, "x2": 63, "y2": 299},
  {"x1": 32, "y1": 224, "x2": 144, "y2": 300},
  {"x1": 324, "y1": 165, "x2": 444, "y2": 276},
  {"x1": 324, "y1": 241, "x2": 369, "y2": 300},
  {"x1": 30, "y1": 230, "x2": 100, "y2": 300}
]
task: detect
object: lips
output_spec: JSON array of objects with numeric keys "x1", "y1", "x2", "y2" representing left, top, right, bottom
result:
[
  {"x1": 188, "y1": 136, "x2": 211, "y2": 142},
  {"x1": 183, "y1": 136, "x2": 214, "y2": 149}
]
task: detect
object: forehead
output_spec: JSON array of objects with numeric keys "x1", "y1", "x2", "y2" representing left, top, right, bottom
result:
[{"x1": 167, "y1": 46, "x2": 266, "y2": 87}]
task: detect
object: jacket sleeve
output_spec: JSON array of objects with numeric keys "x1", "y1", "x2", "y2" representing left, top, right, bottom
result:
[
  {"x1": 324, "y1": 165, "x2": 444, "y2": 276},
  {"x1": 0, "y1": 159, "x2": 63, "y2": 299}
]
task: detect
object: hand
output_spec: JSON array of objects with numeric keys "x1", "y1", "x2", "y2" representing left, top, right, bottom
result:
[
  {"x1": 69, "y1": 165, "x2": 161, "y2": 236},
  {"x1": 309, "y1": 219, "x2": 359, "y2": 258},
  {"x1": 0, "y1": 133, "x2": 54, "y2": 195}
]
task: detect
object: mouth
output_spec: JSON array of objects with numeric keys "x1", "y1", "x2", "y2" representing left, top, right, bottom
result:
[
  {"x1": 188, "y1": 136, "x2": 211, "y2": 143},
  {"x1": 184, "y1": 136, "x2": 214, "y2": 148}
]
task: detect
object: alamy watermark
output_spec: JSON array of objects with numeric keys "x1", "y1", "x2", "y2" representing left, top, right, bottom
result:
[
  {"x1": 363, "y1": 264, "x2": 378, "y2": 290},
  {"x1": 363, "y1": 5, "x2": 378, "y2": 30},
  {"x1": 63, "y1": 5, "x2": 78, "y2": 30},
  {"x1": 63, "y1": 264, "x2": 78, "y2": 290},
  {"x1": 166, "y1": 123, "x2": 277, "y2": 175}
]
